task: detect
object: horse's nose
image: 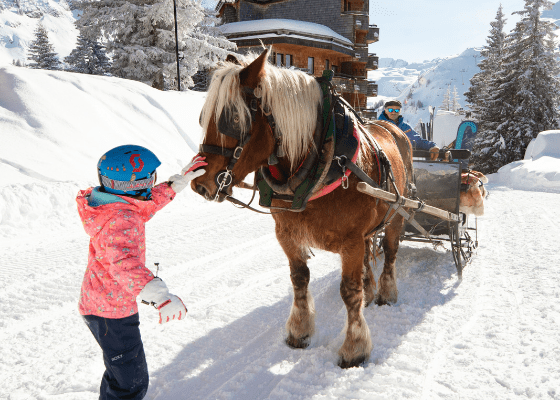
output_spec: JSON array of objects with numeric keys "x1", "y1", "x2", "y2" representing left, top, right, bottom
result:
[{"x1": 195, "y1": 184, "x2": 208, "y2": 198}]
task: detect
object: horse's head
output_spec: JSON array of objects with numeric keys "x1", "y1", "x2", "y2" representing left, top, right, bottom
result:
[
  {"x1": 192, "y1": 49, "x2": 276, "y2": 201},
  {"x1": 192, "y1": 48, "x2": 322, "y2": 202}
]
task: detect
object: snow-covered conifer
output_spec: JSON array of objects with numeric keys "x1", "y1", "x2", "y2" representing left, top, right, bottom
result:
[
  {"x1": 27, "y1": 23, "x2": 61, "y2": 70},
  {"x1": 65, "y1": 35, "x2": 111, "y2": 75},
  {"x1": 441, "y1": 86, "x2": 451, "y2": 111},
  {"x1": 502, "y1": 0, "x2": 560, "y2": 164},
  {"x1": 465, "y1": 5, "x2": 506, "y2": 121},
  {"x1": 451, "y1": 86, "x2": 460, "y2": 112},
  {"x1": 471, "y1": 0, "x2": 560, "y2": 173},
  {"x1": 75, "y1": 0, "x2": 235, "y2": 89}
]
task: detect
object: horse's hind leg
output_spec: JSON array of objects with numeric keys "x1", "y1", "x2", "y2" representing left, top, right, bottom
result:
[
  {"x1": 376, "y1": 220, "x2": 404, "y2": 305},
  {"x1": 276, "y1": 227, "x2": 315, "y2": 349},
  {"x1": 338, "y1": 236, "x2": 372, "y2": 368},
  {"x1": 363, "y1": 239, "x2": 376, "y2": 307}
]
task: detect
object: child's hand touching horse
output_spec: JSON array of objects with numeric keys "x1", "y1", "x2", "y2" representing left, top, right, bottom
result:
[{"x1": 168, "y1": 155, "x2": 207, "y2": 193}]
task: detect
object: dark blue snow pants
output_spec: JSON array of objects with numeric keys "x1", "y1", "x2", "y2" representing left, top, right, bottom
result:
[{"x1": 83, "y1": 313, "x2": 149, "y2": 400}]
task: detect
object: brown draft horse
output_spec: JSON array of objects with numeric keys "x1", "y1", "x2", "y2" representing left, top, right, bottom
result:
[{"x1": 192, "y1": 48, "x2": 413, "y2": 368}]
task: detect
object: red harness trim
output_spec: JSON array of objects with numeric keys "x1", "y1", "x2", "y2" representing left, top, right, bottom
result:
[{"x1": 308, "y1": 126, "x2": 363, "y2": 201}]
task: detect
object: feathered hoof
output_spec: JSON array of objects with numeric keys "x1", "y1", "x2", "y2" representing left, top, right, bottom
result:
[
  {"x1": 285, "y1": 334, "x2": 310, "y2": 349},
  {"x1": 374, "y1": 296, "x2": 393, "y2": 306},
  {"x1": 338, "y1": 355, "x2": 367, "y2": 369}
]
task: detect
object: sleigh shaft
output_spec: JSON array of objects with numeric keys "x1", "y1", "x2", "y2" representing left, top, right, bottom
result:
[{"x1": 356, "y1": 182, "x2": 461, "y2": 222}]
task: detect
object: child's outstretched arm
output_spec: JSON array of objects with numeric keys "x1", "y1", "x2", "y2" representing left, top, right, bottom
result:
[{"x1": 138, "y1": 278, "x2": 187, "y2": 324}]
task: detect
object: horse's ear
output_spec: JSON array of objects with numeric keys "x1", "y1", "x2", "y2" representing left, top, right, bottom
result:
[
  {"x1": 226, "y1": 53, "x2": 241, "y2": 65},
  {"x1": 239, "y1": 48, "x2": 270, "y2": 89}
]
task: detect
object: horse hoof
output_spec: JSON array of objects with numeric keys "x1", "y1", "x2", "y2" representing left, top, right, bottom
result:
[
  {"x1": 285, "y1": 335, "x2": 310, "y2": 349},
  {"x1": 374, "y1": 294, "x2": 395, "y2": 306},
  {"x1": 338, "y1": 355, "x2": 366, "y2": 369},
  {"x1": 374, "y1": 298, "x2": 389, "y2": 306}
]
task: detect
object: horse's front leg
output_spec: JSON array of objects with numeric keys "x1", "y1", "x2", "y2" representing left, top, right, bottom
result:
[
  {"x1": 276, "y1": 225, "x2": 315, "y2": 349},
  {"x1": 339, "y1": 237, "x2": 372, "y2": 368},
  {"x1": 376, "y1": 221, "x2": 403, "y2": 305}
]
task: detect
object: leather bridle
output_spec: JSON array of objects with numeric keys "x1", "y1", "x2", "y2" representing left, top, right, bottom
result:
[{"x1": 199, "y1": 86, "x2": 277, "y2": 201}]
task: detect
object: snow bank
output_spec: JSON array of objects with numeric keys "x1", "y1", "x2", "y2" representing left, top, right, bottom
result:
[
  {"x1": 490, "y1": 130, "x2": 560, "y2": 193},
  {"x1": 0, "y1": 65, "x2": 206, "y2": 231},
  {"x1": 524, "y1": 130, "x2": 560, "y2": 160}
]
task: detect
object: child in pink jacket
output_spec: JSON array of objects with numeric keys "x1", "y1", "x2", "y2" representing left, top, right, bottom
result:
[{"x1": 76, "y1": 144, "x2": 206, "y2": 400}]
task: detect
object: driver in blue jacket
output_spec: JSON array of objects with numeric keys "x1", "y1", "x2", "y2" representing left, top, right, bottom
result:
[{"x1": 378, "y1": 100, "x2": 439, "y2": 158}]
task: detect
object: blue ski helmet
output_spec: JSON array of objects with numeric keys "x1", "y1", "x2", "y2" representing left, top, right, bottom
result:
[{"x1": 97, "y1": 145, "x2": 161, "y2": 197}]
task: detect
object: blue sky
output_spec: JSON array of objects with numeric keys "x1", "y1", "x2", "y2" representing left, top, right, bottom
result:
[{"x1": 370, "y1": 0, "x2": 531, "y2": 62}]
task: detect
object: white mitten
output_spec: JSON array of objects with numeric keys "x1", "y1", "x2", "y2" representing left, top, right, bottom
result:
[
  {"x1": 169, "y1": 155, "x2": 208, "y2": 193},
  {"x1": 138, "y1": 278, "x2": 187, "y2": 324}
]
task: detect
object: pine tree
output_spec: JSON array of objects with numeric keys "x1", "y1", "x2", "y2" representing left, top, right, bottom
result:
[
  {"x1": 451, "y1": 86, "x2": 461, "y2": 112},
  {"x1": 468, "y1": 5, "x2": 513, "y2": 173},
  {"x1": 502, "y1": 0, "x2": 560, "y2": 164},
  {"x1": 465, "y1": 5, "x2": 507, "y2": 122},
  {"x1": 470, "y1": 0, "x2": 560, "y2": 174},
  {"x1": 75, "y1": 0, "x2": 235, "y2": 89},
  {"x1": 441, "y1": 86, "x2": 451, "y2": 111},
  {"x1": 65, "y1": 34, "x2": 111, "y2": 75},
  {"x1": 27, "y1": 23, "x2": 61, "y2": 70}
]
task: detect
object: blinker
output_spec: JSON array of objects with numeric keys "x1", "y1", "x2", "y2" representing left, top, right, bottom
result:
[{"x1": 218, "y1": 108, "x2": 244, "y2": 140}]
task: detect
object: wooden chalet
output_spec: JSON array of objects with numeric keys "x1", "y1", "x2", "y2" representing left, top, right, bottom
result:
[{"x1": 216, "y1": 0, "x2": 379, "y2": 119}]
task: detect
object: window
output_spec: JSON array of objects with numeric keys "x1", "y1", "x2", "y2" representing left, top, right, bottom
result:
[
  {"x1": 307, "y1": 57, "x2": 314, "y2": 74},
  {"x1": 276, "y1": 53, "x2": 284, "y2": 67},
  {"x1": 285, "y1": 54, "x2": 292, "y2": 67},
  {"x1": 325, "y1": 59, "x2": 330, "y2": 71}
]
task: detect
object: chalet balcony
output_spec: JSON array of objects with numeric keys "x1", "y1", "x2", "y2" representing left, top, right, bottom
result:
[
  {"x1": 365, "y1": 54, "x2": 379, "y2": 70},
  {"x1": 341, "y1": 0, "x2": 368, "y2": 16},
  {"x1": 366, "y1": 25, "x2": 379, "y2": 43},
  {"x1": 354, "y1": 15, "x2": 369, "y2": 31},
  {"x1": 367, "y1": 82, "x2": 378, "y2": 96},
  {"x1": 353, "y1": 46, "x2": 368, "y2": 61},
  {"x1": 353, "y1": 80, "x2": 367, "y2": 94},
  {"x1": 332, "y1": 76, "x2": 352, "y2": 93},
  {"x1": 340, "y1": 61, "x2": 366, "y2": 78}
]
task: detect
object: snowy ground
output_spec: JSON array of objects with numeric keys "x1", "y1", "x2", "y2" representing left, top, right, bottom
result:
[{"x1": 1, "y1": 67, "x2": 560, "y2": 400}]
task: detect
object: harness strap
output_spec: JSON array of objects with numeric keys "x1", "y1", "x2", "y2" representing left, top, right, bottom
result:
[
  {"x1": 199, "y1": 144, "x2": 235, "y2": 158},
  {"x1": 335, "y1": 153, "x2": 382, "y2": 190}
]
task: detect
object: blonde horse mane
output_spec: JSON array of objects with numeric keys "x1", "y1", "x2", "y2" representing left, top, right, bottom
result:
[{"x1": 200, "y1": 51, "x2": 323, "y2": 167}]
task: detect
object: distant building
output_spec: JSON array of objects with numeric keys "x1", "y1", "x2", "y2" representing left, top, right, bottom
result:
[{"x1": 216, "y1": 0, "x2": 379, "y2": 118}]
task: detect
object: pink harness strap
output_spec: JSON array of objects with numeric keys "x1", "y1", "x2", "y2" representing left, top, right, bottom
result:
[{"x1": 309, "y1": 127, "x2": 362, "y2": 201}]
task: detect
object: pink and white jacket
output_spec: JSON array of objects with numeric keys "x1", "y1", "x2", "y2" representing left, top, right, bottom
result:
[{"x1": 76, "y1": 183, "x2": 176, "y2": 319}]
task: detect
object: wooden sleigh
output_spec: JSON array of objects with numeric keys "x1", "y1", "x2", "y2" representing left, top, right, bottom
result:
[{"x1": 358, "y1": 148, "x2": 483, "y2": 278}]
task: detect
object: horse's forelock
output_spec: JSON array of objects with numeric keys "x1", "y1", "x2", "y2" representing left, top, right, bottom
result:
[{"x1": 200, "y1": 63, "x2": 252, "y2": 144}]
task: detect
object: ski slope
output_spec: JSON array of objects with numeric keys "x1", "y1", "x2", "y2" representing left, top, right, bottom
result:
[{"x1": 1, "y1": 66, "x2": 559, "y2": 400}]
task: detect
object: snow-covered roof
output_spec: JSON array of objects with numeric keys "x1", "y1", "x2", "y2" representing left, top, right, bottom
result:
[{"x1": 219, "y1": 19, "x2": 354, "y2": 50}]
